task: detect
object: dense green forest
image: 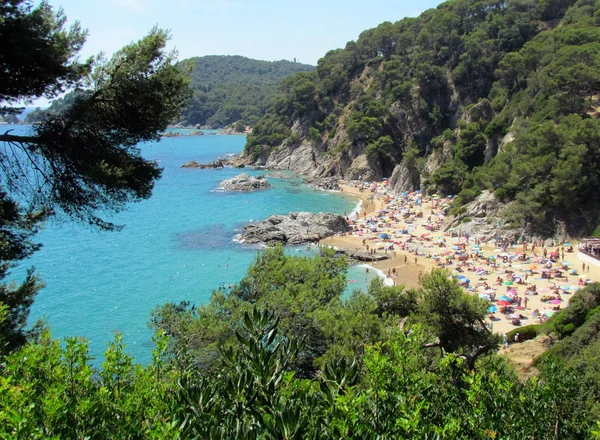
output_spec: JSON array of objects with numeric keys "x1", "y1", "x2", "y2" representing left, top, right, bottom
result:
[
  {"x1": 3, "y1": 247, "x2": 600, "y2": 438},
  {"x1": 0, "y1": 248, "x2": 600, "y2": 439},
  {"x1": 245, "y1": 0, "x2": 600, "y2": 237},
  {"x1": 5, "y1": 0, "x2": 600, "y2": 437},
  {"x1": 27, "y1": 56, "x2": 314, "y2": 129},
  {"x1": 177, "y1": 56, "x2": 314, "y2": 128}
]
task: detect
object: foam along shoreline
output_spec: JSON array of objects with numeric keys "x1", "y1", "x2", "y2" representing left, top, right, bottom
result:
[
  {"x1": 349, "y1": 199, "x2": 362, "y2": 219},
  {"x1": 357, "y1": 263, "x2": 394, "y2": 287}
]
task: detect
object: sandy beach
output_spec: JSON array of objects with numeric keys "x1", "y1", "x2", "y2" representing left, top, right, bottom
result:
[{"x1": 322, "y1": 183, "x2": 600, "y2": 336}]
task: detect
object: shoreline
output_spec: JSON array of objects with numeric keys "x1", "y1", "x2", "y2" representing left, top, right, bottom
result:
[
  {"x1": 320, "y1": 183, "x2": 600, "y2": 337},
  {"x1": 321, "y1": 184, "x2": 436, "y2": 290}
]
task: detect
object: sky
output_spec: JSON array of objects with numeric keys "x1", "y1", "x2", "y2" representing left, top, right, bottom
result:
[{"x1": 34, "y1": 0, "x2": 443, "y2": 106}]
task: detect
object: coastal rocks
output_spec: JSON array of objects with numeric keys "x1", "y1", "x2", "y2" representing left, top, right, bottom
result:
[
  {"x1": 444, "y1": 190, "x2": 505, "y2": 241},
  {"x1": 345, "y1": 155, "x2": 381, "y2": 182},
  {"x1": 182, "y1": 158, "x2": 224, "y2": 169},
  {"x1": 267, "y1": 171, "x2": 293, "y2": 179},
  {"x1": 389, "y1": 162, "x2": 420, "y2": 194},
  {"x1": 239, "y1": 212, "x2": 349, "y2": 245},
  {"x1": 219, "y1": 173, "x2": 272, "y2": 191},
  {"x1": 162, "y1": 130, "x2": 203, "y2": 138},
  {"x1": 346, "y1": 251, "x2": 390, "y2": 262},
  {"x1": 305, "y1": 176, "x2": 340, "y2": 191},
  {"x1": 445, "y1": 191, "x2": 571, "y2": 243},
  {"x1": 444, "y1": 190, "x2": 537, "y2": 243}
]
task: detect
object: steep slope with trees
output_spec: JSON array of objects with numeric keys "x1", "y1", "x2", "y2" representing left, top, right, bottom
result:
[
  {"x1": 243, "y1": 0, "x2": 600, "y2": 237},
  {"x1": 177, "y1": 55, "x2": 314, "y2": 128}
]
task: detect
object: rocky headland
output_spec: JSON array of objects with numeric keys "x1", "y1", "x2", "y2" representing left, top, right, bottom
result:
[
  {"x1": 219, "y1": 173, "x2": 272, "y2": 192},
  {"x1": 239, "y1": 212, "x2": 349, "y2": 245}
]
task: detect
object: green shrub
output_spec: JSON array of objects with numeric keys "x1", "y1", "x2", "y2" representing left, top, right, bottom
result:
[{"x1": 507, "y1": 324, "x2": 539, "y2": 343}]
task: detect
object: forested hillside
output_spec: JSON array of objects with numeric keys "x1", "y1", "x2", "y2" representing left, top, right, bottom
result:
[
  {"x1": 243, "y1": 0, "x2": 600, "y2": 237},
  {"x1": 177, "y1": 55, "x2": 314, "y2": 128},
  {"x1": 27, "y1": 56, "x2": 314, "y2": 129}
]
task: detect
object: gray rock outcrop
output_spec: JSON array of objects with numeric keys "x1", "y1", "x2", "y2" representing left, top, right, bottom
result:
[
  {"x1": 219, "y1": 173, "x2": 272, "y2": 192},
  {"x1": 182, "y1": 158, "x2": 224, "y2": 169},
  {"x1": 390, "y1": 162, "x2": 420, "y2": 194},
  {"x1": 306, "y1": 176, "x2": 340, "y2": 191},
  {"x1": 239, "y1": 212, "x2": 349, "y2": 245}
]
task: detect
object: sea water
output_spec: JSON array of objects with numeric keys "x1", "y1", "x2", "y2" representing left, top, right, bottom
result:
[{"x1": 8, "y1": 127, "x2": 381, "y2": 363}]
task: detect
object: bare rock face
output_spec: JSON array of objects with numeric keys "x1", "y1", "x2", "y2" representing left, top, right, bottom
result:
[
  {"x1": 239, "y1": 212, "x2": 349, "y2": 245},
  {"x1": 444, "y1": 191, "x2": 503, "y2": 238},
  {"x1": 390, "y1": 162, "x2": 420, "y2": 194},
  {"x1": 345, "y1": 155, "x2": 380, "y2": 182},
  {"x1": 219, "y1": 173, "x2": 272, "y2": 192}
]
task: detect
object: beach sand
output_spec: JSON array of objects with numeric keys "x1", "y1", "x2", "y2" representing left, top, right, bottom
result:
[{"x1": 322, "y1": 184, "x2": 600, "y2": 337}]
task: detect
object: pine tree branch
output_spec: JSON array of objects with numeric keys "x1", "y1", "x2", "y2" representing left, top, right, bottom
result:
[{"x1": 0, "y1": 133, "x2": 40, "y2": 144}]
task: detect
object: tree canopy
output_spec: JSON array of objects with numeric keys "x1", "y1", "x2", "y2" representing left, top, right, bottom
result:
[
  {"x1": 177, "y1": 55, "x2": 314, "y2": 128},
  {"x1": 0, "y1": 0, "x2": 190, "y2": 353},
  {"x1": 245, "y1": 0, "x2": 600, "y2": 236}
]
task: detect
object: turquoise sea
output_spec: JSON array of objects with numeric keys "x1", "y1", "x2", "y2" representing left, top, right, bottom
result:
[{"x1": 8, "y1": 127, "x2": 381, "y2": 363}]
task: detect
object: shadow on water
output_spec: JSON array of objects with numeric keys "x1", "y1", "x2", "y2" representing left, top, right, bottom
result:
[{"x1": 172, "y1": 224, "x2": 237, "y2": 251}]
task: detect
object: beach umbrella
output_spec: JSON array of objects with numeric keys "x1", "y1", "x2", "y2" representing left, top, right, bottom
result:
[
  {"x1": 499, "y1": 295, "x2": 512, "y2": 302},
  {"x1": 488, "y1": 306, "x2": 497, "y2": 313},
  {"x1": 550, "y1": 299, "x2": 562, "y2": 304},
  {"x1": 497, "y1": 300, "x2": 511, "y2": 306},
  {"x1": 543, "y1": 310, "x2": 556, "y2": 317},
  {"x1": 503, "y1": 281, "x2": 514, "y2": 286}
]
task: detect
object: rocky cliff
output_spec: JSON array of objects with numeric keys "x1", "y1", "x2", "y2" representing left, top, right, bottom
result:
[{"x1": 238, "y1": 0, "x2": 600, "y2": 237}]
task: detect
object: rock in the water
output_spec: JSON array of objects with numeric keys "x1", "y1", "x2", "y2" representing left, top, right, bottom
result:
[
  {"x1": 240, "y1": 212, "x2": 349, "y2": 245},
  {"x1": 182, "y1": 158, "x2": 224, "y2": 169},
  {"x1": 267, "y1": 171, "x2": 293, "y2": 179},
  {"x1": 219, "y1": 173, "x2": 272, "y2": 192},
  {"x1": 307, "y1": 176, "x2": 340, "y2": 191}
]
